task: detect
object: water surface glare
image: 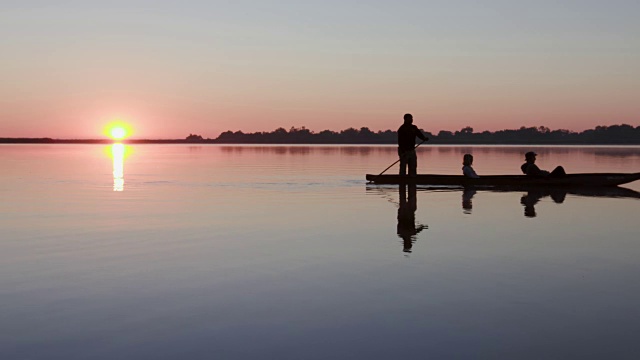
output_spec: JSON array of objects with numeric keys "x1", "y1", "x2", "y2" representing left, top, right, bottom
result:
[{"x1": 1, "y1": 145, "x2": 640, "y2": 359}]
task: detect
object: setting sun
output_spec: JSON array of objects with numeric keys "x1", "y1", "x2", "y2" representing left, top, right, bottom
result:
[
  {"x1": 111, "y1": 127, "x2": 126, "y2": 140},
  {"x1": 104, "y1": 121, "x2": 132, "y2": 141}
]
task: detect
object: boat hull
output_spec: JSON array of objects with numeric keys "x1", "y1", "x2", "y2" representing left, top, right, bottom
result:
[
  {"x1": 365, "y1": 173, "x2": 640, "y2": 187},
  {"x1": 366, "y1": 184, "x2": 640, "y2": 199}
]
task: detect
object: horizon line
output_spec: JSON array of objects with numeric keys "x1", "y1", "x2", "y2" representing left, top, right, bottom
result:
[{"x1": 2, "y1": 123, "x2": 638, "y2": 141}]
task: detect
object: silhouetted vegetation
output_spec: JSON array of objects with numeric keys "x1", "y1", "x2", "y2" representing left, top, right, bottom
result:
[
  {"x1": 1, "y1": 124, "x2": 638, "y2": 144},
  {"x1": 211, "y1": 124, "x2": 640, "y2": 145},
  {"x1": 0, "y1": 137, "x2": 56, "y2": 143},
  {"x1": 186, "y1": 134, "x2": 204, "y2": 142},
  {"x1": 214, "y1": 126, "x2": 406, "y2": 144}
]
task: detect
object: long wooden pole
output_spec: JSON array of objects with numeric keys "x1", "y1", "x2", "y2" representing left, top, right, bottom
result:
[{"x1": 375, "y1": 139, "x2": 427, "y2": 178}]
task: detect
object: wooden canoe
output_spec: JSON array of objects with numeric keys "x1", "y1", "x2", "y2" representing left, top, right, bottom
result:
[
  {"x1": 366, "y1": 184, "x2": 640, "y2": 199},
  {"x1": 365, "y1": 172, "x2": 640, "y2": 187}
]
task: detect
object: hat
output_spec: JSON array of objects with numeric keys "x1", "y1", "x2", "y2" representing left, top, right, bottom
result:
[{"x1": 525, "y1": 151, "x2": 537, "y2": 158}]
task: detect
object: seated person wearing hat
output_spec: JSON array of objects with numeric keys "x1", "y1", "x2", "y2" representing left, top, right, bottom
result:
[{"x1": 521, "y1": 151, "x2": 566, "y2": 177}]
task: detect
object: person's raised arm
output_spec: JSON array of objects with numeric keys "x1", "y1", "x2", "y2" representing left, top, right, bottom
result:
[{"x1": 415, "y1": 126, "x2": 428, "y2": 141}]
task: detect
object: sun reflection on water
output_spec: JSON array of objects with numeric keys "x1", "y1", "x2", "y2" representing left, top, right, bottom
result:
[{"x1": 110, "y1": 143, "x2": 130, "y2": 191}]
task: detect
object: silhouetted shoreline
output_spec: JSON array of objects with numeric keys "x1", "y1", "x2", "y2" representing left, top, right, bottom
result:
[{"x1": 2, "y1": 124, "x2": 639, "y2": 145}]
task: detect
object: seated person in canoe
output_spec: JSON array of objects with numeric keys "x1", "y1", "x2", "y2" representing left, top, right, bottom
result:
[
  {"x1": 521, "y1": 151, "x2": 566, "y2": 177},
  {"x1": 462, "y1": 154, "x2": 480, "y2": 178}
]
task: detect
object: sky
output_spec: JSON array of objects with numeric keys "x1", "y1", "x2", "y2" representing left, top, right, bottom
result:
[{"x1": 1, "y1": 0, "x2": 639, "y2": 139}]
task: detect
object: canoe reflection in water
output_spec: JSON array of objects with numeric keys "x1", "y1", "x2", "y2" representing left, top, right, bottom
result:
[
  {"x1": 520, "y1": 189, "x2": 566, "y2": 218},
  {"x1": 508, "y1": 186, "x2": 640, "y2": 218},
  {"x1": 367, "y1": 184, "x2": 639, "y2": 250},
  {"x1": 472, "y1": 186, "x2": 640, "y2": 218},
  {"x1": 397, "y1": 184, "x2": 428, "y2": 253}
]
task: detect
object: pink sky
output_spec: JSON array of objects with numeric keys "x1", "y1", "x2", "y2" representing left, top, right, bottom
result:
[{"x1": 1, "y1": 2, "x2": 638, "y2": 139}]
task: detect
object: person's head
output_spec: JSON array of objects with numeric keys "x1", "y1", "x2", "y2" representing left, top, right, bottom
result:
[
  {"x1": 525, "y1": 151, "x2": 537, "y2": 163},
  {"x1": 403, "y1": 113, "x2": 413, "y2": 124},
  {"x1": 463, "y1": 154, "x2": 474, "y2": 166}
]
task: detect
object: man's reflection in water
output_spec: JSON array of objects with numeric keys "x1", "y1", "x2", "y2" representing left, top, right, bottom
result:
[
  {"x1": 397, "y1": 184, "x2": 427, "y2": 253},
  {"x1": 520, "y1": 189, "x2": 567, "y2": 218},
  {"x1": 462, "y1": 188, "x2": 476, "y2": 214}
]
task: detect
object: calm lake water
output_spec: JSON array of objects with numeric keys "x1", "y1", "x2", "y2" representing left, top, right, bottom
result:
[{"x1": 1, "y1": 144, "x2": 640, "y2": 359}]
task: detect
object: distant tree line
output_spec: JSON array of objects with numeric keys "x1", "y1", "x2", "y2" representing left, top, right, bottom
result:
[
  {"x1": 2, "y1": 124, "x2": 638, "y2": 144},
  {"x1": 206, "y1": 124, "x2": 640, "y2": 145}
]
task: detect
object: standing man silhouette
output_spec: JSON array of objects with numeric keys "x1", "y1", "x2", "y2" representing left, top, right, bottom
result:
[{"x1": 398, "y1": 113, "x2": 428, "y2": 176}]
